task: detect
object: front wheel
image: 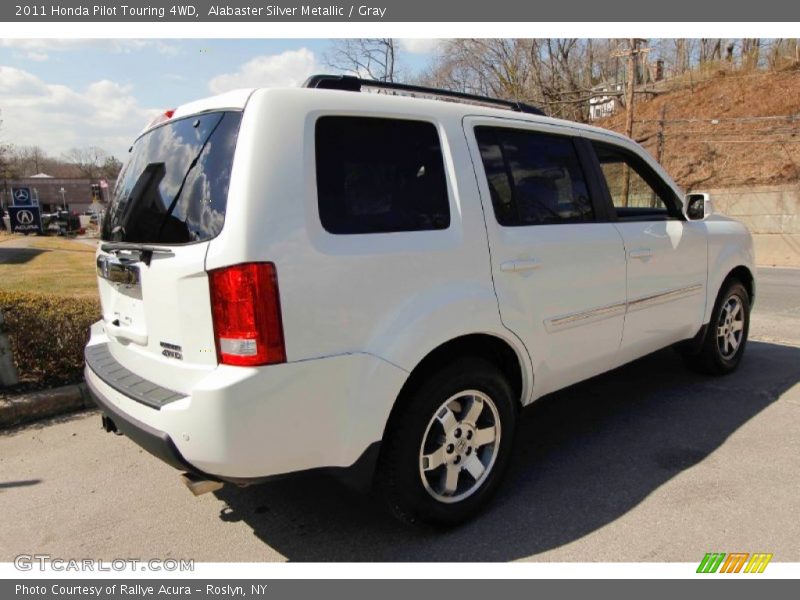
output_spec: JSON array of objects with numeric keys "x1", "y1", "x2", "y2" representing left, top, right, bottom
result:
[
  {"x1": 687, "y1": 278, "x2": 751, "y2": 375},
  {"x1": 377, "y1": 358, "x2": 517, "y2": 526}
]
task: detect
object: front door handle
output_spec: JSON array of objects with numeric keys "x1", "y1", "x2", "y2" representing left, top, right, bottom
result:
[
  {"x1": 629, "y1": 248, "x2": 653, "y2": 260},
  {"x1": 500, "y1": 259, "x2": 543, "y2": 273}
]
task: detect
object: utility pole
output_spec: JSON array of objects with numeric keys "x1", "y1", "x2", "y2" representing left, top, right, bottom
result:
[
  {"x1": 612, "y1": 38, "x2": 649, "y2": 206},
  {"x1": 656, "y1": 104, "x2": 667, "y2": 164},
  {"x1": 655, "y1": 104, "x2": 667, "y2": 207}
]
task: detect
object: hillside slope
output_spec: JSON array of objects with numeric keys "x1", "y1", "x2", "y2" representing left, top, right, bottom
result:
[{"x1": 597, "y1": 67, "x2": 800, "y2": 190}]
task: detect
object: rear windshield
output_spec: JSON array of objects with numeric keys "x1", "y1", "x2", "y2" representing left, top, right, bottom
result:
[{"x1": 102, "y1": 111, "x2": 242, "y2": 244}]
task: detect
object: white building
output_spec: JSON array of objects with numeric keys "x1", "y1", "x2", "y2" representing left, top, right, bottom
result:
[{"x1": 588, "y1": 82, "x2": 624, "y2": 121}]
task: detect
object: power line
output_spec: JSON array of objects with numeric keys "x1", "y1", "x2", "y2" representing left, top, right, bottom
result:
[
  {"x1": 660, "y1": 139, "x2": 800, "y2": 144},
  {"x1": 635, "y1": 114, "x2": 800, "y2": 125},
  {"x1": 659, "y1": 130, "x2": 799, "y2": 137}
]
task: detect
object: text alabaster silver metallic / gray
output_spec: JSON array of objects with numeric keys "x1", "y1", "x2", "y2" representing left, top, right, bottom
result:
[{"x1": 3, "y1": 0, "x2": 791, "y2": 22}]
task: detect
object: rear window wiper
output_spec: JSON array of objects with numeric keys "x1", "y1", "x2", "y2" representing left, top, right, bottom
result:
[{"x1": 100, "y1": 242, "x2": 175, "y2": 266}]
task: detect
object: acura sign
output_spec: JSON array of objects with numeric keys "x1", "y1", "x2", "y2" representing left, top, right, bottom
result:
[{"x1": 8, "y1": 205, "x2": 43, "y2": 234}]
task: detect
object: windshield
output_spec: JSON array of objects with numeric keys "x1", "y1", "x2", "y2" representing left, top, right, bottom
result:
[{"x1": 102, "y1": 110, "x2": 242, "y2": 244}]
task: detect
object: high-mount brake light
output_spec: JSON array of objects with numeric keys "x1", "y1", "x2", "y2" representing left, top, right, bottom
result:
[
  {"x1": 208, "y1": 263, "x2": 286, "y2": 367},
  {"x1": 144, "y1": 108, "x2": 177, "y2": 131}
]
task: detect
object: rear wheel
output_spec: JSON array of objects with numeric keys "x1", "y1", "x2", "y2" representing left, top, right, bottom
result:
[
  {"x1": 686, "y1": 278, "x2": 750, "y2": 375},
  {"x1": 377, "y1": 357, "x2": 517, "y2": 526}
]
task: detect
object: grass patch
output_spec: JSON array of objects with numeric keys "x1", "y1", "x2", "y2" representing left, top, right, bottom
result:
[
  {"x1": 0, "y1": 236, "x2": 98, "y2": 298},
  {"x1": 28, "y1": 237, "x2": 96, "y2": 254}
]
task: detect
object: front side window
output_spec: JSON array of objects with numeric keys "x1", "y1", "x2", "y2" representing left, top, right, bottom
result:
[
  {"x1": 475, "y1": 126, "x2": 594, "y2": 226},
  {"x1": 315, "y1": 116, "x2": 450, "y2": 234},
  {"x1": 592, "y1": 142, "x2": 681, "y2": 220}
]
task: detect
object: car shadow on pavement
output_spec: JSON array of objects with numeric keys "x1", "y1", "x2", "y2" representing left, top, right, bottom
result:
[{"x1": 214, "y1": 340, "x2": 800, "y2": 561}]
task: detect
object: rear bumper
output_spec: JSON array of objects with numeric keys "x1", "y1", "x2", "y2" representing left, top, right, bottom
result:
[
  {"x1": 85, "y1": 375, "x2": 210, "y2": 477},
  {"x1": 84, "y1": 333, "x2": 407, "y2": 483}
]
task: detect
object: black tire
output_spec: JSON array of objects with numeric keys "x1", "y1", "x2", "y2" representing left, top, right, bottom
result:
[
  {"x1": 376, "y1": 357, "x2": 517, "y2": 527},
  {"x1": 685, "y1": 278, "x2": 750, "y2": 375}
]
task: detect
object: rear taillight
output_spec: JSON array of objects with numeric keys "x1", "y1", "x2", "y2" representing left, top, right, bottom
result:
[{"x1": 208, "y1": 263, "x2": 286, "y2": 367}]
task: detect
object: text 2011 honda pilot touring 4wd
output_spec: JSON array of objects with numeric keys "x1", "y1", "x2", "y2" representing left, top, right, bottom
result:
[{"x1": 85, "y1": 75, "x2": 755, "y2": 525}]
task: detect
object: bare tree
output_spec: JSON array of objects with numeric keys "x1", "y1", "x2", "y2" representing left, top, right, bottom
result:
[
  {"x1": 417, "y1": 39, "x2": 520, "y2": 99},
  {"x1": 100, "y1": 155, "x2": 123, "y2": 179},
  {"x1": 699, "y1": 39, "x2": 723, "y2": 64},
  {"x1": 62, "y1": 146, "x2": 109, "y2": 179},
  {"x1": 725, "y1": 41, "x2": 736, "y2": 63},
  {"x1": 325, "y1": 39, "x2": 398, "y2": 82},
  {"x1": 0, "y1": 110, "x2": 8, "y2": 171},
  {"x1": 419, "y1": 39, "x2": 599, "y2": 121},
  {"x1": 11, "y1": 145, "x2": 48, "y2": 176},
  {"x1": 673, "y1": 39, "x2": 691, "y2": 74},
  {"x1": 764, "y1": 38, "x2": 799, "y2": 69},
  {"x1": 528, "y1": 39, "x2": 595, "y2": 120},
  {"x1": 741, "y1": 38, "x2": 761, "y2": 69},
  {"x1": 0, "y1": 110, "x2": 14, "y2": 213},
  {"x1": 422, "y1": 37, "x2": 800, "y2": 124}
]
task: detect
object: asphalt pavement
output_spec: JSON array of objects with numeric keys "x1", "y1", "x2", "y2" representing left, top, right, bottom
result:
[{"x1": 0, "y1": 267, "x2": 798, "y2": 562}]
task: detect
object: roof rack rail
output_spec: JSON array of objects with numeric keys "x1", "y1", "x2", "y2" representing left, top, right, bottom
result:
[{"x1": 302, "y1": 74, "x2": 546, "y2": 116}]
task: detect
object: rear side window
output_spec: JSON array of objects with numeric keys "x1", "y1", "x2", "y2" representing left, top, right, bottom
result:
[
  {"x1": 475, "y1": 127, "x2": 593, "y2": 226},
  {"x1": 102, "y1": 111, "x2": 241, "y2": 244},
  {"x1": 315, "y1": 116, "x2": 450, "y2": 234}
]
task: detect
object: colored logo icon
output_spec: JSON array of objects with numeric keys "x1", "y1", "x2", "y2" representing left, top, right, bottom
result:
[{"x1": 697, "y1": 552, "x2": 773, "y2": 573}]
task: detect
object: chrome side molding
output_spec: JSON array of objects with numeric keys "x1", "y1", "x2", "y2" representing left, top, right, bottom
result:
[
  {"x1": 627, "y1": 283, "x2": 704, "y2": 313},
  {"x1": 544, "y1": 301, "x2": 627, "y2": 333},
  {"x1": 544, "y1": 283, "x2": 704, "y2": 333}
]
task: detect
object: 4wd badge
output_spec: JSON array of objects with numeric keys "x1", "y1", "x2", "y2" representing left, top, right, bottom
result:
[{"x1": 159, "y1": 341, "x2": 183, "y2": 361}]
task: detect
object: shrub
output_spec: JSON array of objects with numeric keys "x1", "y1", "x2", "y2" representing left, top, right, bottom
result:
[{"x1": 0, "y1": 291, "x2": 100, "y2": 388}]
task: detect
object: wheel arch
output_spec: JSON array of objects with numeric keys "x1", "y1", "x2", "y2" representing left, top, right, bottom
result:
[
  {"x1": 726, "y1": 265, "x2": 755, "y2": 305},
  {"x1": 380, "y1": 333, "x2": 528, "y2": 444},
  {"x1": 683, "y1": 263, "x2": 755, "y2": 357},
  {"x1": 704, "y1": 222, "x2": 756, "y2": 324}
]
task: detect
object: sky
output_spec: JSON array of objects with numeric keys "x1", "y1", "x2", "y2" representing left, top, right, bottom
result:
[{"x1": 0, "y1": 38, "x2": 442, "y2": 162}]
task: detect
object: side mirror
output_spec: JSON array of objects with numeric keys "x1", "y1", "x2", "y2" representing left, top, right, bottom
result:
[{"x1": 685, "y1": 192, "x2": 713, "y2": 221}]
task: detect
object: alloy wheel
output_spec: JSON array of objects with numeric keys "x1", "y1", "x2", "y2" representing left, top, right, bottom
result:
[{"x1": 418, "y1": 390, "x2": 501, "y2": 504}]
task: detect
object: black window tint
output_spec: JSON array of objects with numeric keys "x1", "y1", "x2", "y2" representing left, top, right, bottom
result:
[
  {"x1": 316, "y1": 116, "x2": 450, "y2": 234},
  {"x1": 476, "y1": 127, "x2": 593, "y2": 226},
  {"x1": 102, "y1": 111, "x2": 241, "y2": 244}
]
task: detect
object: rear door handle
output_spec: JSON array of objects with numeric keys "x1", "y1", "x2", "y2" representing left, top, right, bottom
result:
[
  {"x1": 500, "y1": 259, "x2": 543, "y2": 273},
  {"x1": 628, "y1": 248, "x2": 653, "y2": 260}
]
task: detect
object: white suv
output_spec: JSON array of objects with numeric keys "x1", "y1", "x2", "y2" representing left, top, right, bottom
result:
[{"x1": 85, "y1": 75, "x2": 755, "y2": 525}]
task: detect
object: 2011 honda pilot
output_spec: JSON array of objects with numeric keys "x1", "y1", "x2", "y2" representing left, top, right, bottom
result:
[{"x1": 85, "y1": 75, "x2": 755, "y2": 524}]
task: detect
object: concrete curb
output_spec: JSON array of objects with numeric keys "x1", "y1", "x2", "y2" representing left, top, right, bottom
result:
[{"x1": 0, "y1": 383, "x2": 95, "y2": 429}]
